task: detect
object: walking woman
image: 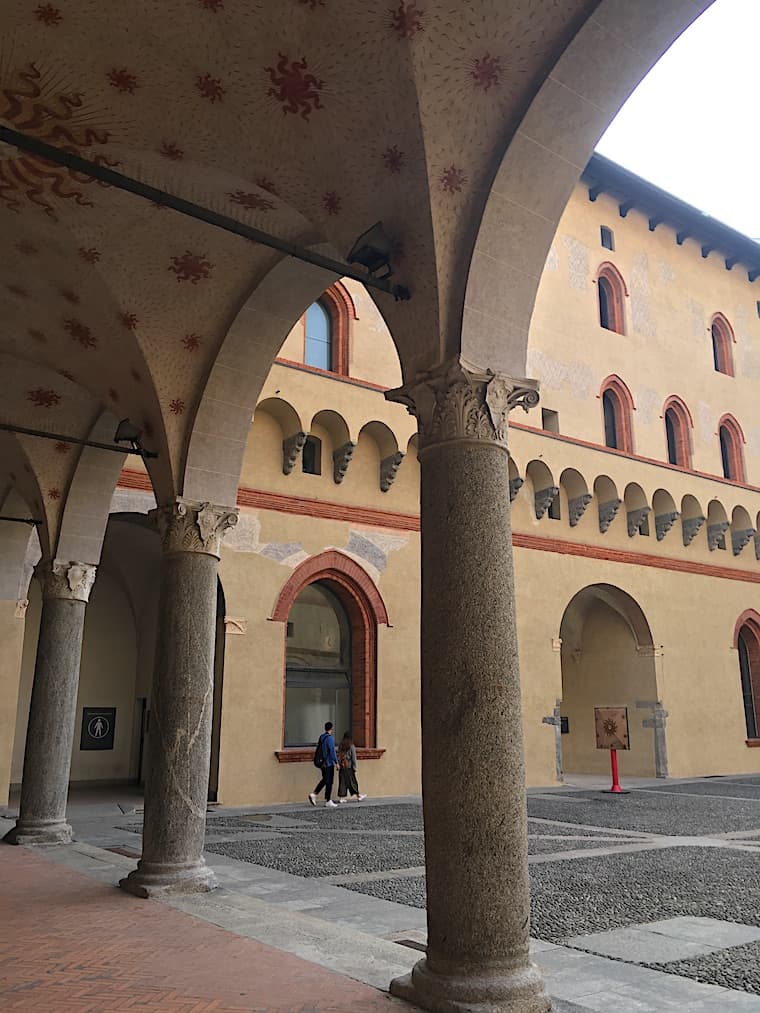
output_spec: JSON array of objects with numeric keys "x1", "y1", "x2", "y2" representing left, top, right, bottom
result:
[{"x1": 337, "y1": 731, "x2": 366, "y2": 802}]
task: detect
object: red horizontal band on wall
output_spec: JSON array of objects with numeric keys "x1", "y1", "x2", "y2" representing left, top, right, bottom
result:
[
  {"x1": 117, "y1": 471, "x2": 760, "y2": 583},
  {"x1": 274, "y1": 747, "x2": 386, "y2": 763}
]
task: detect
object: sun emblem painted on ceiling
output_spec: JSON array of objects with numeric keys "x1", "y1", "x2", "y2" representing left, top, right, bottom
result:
[
  {"x1": 228, "y1": 190, "x2": 275, "y2": 212},
  {"x1": 265, "y1": 55, "x2": 324, "y2": 120},
  {"x1": 471, "y1": 54, "x2": 502, "y2": 92},
  {"x1": 390, "y1": 2, "x2": 424, "y2": 39},
  {"x1": 27, "y1": 387, "x2": 61, "y2": 408},
  {"x1": 0, "y1": 64, "x2": 116, "y2": 219}
]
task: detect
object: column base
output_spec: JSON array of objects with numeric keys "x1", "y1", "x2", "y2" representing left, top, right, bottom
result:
[
  {"x1": 391, "y1": 958, "x2": 551, "y2": 1013},
  {"x1": 3, "y1": 819, "x2": 73, "y2": 846},
  {"x1": 119, "y1": 858, "x2": 217, "y2": 898}
]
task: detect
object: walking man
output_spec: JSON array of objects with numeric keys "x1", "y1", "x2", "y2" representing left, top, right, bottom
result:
[{"x1": 309, "y1": 722, "x2": 338, "y2": 808}]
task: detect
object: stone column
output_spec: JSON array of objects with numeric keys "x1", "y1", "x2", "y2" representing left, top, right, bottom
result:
[
  {"x1": 120, "y1": 499, "x2": 237, "y2": 898},
  {"x1": 4, "y1": 560, "x2": 96, "y2": 845},
  {"x1": 388, "y1": 359, "x2": 549, "y2": 1013}
]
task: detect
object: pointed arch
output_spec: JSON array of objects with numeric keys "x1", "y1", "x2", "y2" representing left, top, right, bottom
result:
[
  {"x1": 304, "y1": 282, "x2": 356, "y2": 376},
  {"x1": 734, "y1": 611, "x2": 760, "y2": 742},
  {"x1": 711, "y1": 313, "x2": 735, "y2": 377},
  {"x1": 600, "y1": 375, "x2": 635, "y2": 454},
  {"x1": 596, "y1": 262, "x2": 628, "y2": 335},
  {"x1": 718, "y1": 414, "x2": 745, "y2": 482},
  {"x1": 662, "y1": 395, "x2": 693, "y2": 468}
]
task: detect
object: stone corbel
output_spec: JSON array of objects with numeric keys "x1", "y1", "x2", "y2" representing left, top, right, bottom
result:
[
  {"x1": 627, "y1": 506, "x2": 651, "y2": 537},
  {"x1": 655, "y1": 511, "x2": 680, "y2": 541},
  {"x1": 508, "y1": 476, "x2": 524, "y2": 502},
  {"x1": 682, "y1": 514, "x2": 705, "y2": 547},
  {"x1": 224, "y1": 616, "x2": 248, "y2": 635},
  {"x1": 732, "y1": 528, "x2": 756, "y2": 557},
  {"x1": 380, "y1": 451, "x2": 405, "y2": 492},
  {"x1": 568, "y1": 493, "x2": 592, "y2": 527},
  {"x1": 14, "y1": 598, "x2": 29, "y2": 619},
  {"x1": 534, "y1": 486, "x2": 559, "y2": 520},
  {"x1": 282, "y1": 432, "x2": 307, "y2": 475},
  {"x1": 333, "y1": 441, "x2": 356, "y2": 484},
  {"x1": 707, "y1": 520, "x2": 729, "y2": 551},
  {"x1": 598, "y1": 498, "x2": 622, "y2": 533}
]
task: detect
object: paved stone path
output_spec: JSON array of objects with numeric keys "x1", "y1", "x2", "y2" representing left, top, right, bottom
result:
[{"x1": 0, "y1": 845, "x2": 409, "y2": 1012}]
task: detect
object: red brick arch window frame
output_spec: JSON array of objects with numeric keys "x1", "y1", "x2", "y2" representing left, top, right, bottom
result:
[
  {"x1": 734, "y1": 611, "x2": 760, "y2": 745},
  {"x1": 600, "y1": 374, "x2": 635, "y2": 454},
  {"x1": 711, "y1": 313, "x2": 735, "y2": 377},
  {"x1": 662, "y1": 395, "x2": 693, "y2": 468},
  {"x1": 596, "y1": 262, "x2": 628, "y2": 335},
  {"x1": 718, "y1": 413, "x2": 746, "y2": 483},
  {"x1": 272, "y1": 550, "x2": 388, "y2": 762},
  {"x1": 302, "y1": 282, "x2": 357, "y2": 377}
]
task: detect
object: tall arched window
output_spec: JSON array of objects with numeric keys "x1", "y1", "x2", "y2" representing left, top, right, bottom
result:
[
  {"x1": 718, "y1": 414, "x2": 745, "y2": 482},
  {"x1": 735, "y1": 613, "x2": 760, "y2": 741},
  {"x1": 272, "y1": 551, "x2": 389, "y2": 758},
  {"x1": 305, "y1": 300, "x2": 332, "y2": 371},
  {"x1": 596, "y1": 263, "x2": 627, "y2": 334},
  {"x1": 662, "y1": 397, "x2": 692, "y2": 468},
  {"x1": 600, "y1": 376, "x2": 634, "y2": 453},
  {"x1": 711, "y1": 314, "x2": 734, "y2": 376},
  {"x1": 284, "y1": 583, "x2": 351, "y2": 746}
]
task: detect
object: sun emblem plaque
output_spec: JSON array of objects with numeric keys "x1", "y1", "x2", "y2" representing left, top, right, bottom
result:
[{"x1": 594, "y1": 707, "x2": 630, "y2": 750}]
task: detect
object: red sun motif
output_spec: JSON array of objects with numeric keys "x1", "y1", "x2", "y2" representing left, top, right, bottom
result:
[
  {"x1": 229, "y1": 190, "x2": 275, "y2": 212},
  {"x1": 60, "y1": 289, "x2": 80, "y2": 305},
  {"x1": 108, "y1": 68, "x2": 139, "y2": 93},
  {"x1": 28, "y1": 328, "x2": 46, "y2": 343},
  {"x1": 47, "y1": 487, "x2": 61, "y2": 500},
  {"x1": 64, "y1": 318, "x2": 97, "y2": 349},
  {"x1": 266, "y1": 54, "x2": 324, "y2": 120},
  {"x1": 160, "y1": 141, "x2": 184, "y2": 161},
  {"x1": 34, "y1": 4, "x2": 62, "y2": 25},
  {"x1": 390, "y1": 2, "x2": 424, "y2": 39},
  {"x1": 169, "y1": 251, "x2": 212, "y2": 284},
  {"x1": 256, "y1": 177, "x2": 278, "y2": 195},
  {"x1": 27, "y1": 387, "x2": 61, "y2": 408},
  {"x1": 471, "y1": 53, "x2": 502, "y2": 91},
  {"x1": 78, "y1": 246, "x2": 101, "y2": 264},
  {"x1": 322, "y1": 191, "x2": 341, "y2": 215},
  {"x1": 168, "y1": 398, "x2": 186, "y2": 415},
  {"x1": 196, "y1": 73, "x2": 225, "y2": 103},
  {"x1": 182, "y1": 333, "x2": 202, "y2": 351},
  {"x1": 382, "y1": 145, "x2": 404, "y2": 173},
  {"x1": 54, "y1": 441, "x2": 70, "y2": 454},
  {"x1": 119, "y1": 311, "x2": 138, "y2": 330},
  {"x1": 440, "y1": 165, "x2": 467, "y2": 194},
  {"x1": 16, "y1": 241, "x2": 38, "y2": 255}
]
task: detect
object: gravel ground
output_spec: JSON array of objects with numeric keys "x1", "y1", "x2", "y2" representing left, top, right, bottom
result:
[
  {"x1": 652, "y1": 941, "x2": 760, "y2": 994},
  {"x1": 289, "y1": 805, "x2": 423, "y2": 832},
  {"x1": 528, "y1": 837, "x2": 621, "y2": 855},
  {"x1": 526, "y1": 818, "x2": 641, "y2": 839},
  {"x1": 527, "y1": 791, "x2": 760, "y2": 835},
  {"x1": 640, "y1": 781, "x2": 760, "y2": 800},
  {"x1": 205, "y1": 829, "x2": 425, "y2": 877}
]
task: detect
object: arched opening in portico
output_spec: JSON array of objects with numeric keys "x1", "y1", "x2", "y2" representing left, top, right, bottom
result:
[{"x1": 559, "y1": 584, "x2": 659, "y2": 778}]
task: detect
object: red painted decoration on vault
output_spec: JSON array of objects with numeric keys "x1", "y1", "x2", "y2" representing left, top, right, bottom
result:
[
  {"x1": 64, "y1": 318, "x2": 97, "y2": 349},
  {"x1": 196, "y1": 74, "x2": 226, "y2": 103},
  {"x1": 34, "y1": 4, "x2": 62, "y2": 25},
  {"x1": 78, "y1": 247, "x2": 101, "y2": 263},
  {"x1": 229, "y1": 190, "x2": 275, "y2": 211},
  {"x1": 382, "y1": 146, "x2": 404, "y2": 173},
  {"x1": 169, "y1": 251, "x2": 212, "y2": 283},
  {"x1": 471, "y1": 54, "x2": 502, "y2": 91},
  {"x1": 27, "y1": 387, "x2": 61, "y2": 408},
  {"x1": 390, "y1": 2, "x2": 424, "y2": 39},
  {"x1": 119, "y1": 311, "x2": 138, "y2": 330},
  {"x1": 54, "y1": 441, "x2": 70, "y2": 454},
  {"x1": 160, "y1": 141, "x2": 184, "y2": 161},
  {"x1": 266, "y1": 55, "x2": 324, "y2": 120},
  {"x1": 182, "y1": 334, "x2": 202, "y2": 351},
  {"x1": 440, "y1": 165, "x2": 467, "y2": 194},
  {"x1": 169, "y1": 398, "x2": 186, "y2": 415},
  {"x1": 108, "y1": 68, "x2": 139, "y2": 93},
  {"x1": 256, "y1": 177, "x2": 278, "y2": 195},
  {"x1": 322, "y1": 191, "x2": 341, "y2": 215},
  {"x1": 47, "y1": 487, "x2": 61, "y2": 500}
]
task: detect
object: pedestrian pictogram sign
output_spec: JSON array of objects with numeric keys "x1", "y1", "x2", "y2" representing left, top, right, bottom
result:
[{"x1": 80, "y1": 707, "x2": 116, "y2": 750}]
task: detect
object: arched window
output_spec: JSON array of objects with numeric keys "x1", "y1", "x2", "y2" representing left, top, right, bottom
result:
[
  {"x1": 735, "y1": 613, "x2": 760, "y2": 741},
  {"x1": 596, "y1": 263, "x2": 627, "y2": 335},
  {"x1": 272, "y1": 551, "x2": 389, "y2": 757},
  {"x1": 305, "y1": 300, "x2": 332, "y2": 371},
  {"x1": 711, "y1": 314, "x2": 734, "y2": 376},
  {"x1": 718, "y1": 415, "x2": 745, "y2": 482},
  {"x1": 600, "y1": 376, "x2": 634, "y2": 454},
  {"x1": 662, "y1": 397, "x2": 693, "y2": 468},
  {"x1": 302, "y1": 283, "x2": 354, "y2": 375},
  {"x1": 284, "y1": 583, "x2": 351, "y2": 747},
  {"x1": 302, "y1": 435, "x2": 321, "y2": 475}
]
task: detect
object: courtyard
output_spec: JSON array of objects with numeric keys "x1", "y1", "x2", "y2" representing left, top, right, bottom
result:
[{"x1": 5, "y1": 775, "x2": 760, "y2": 1010}]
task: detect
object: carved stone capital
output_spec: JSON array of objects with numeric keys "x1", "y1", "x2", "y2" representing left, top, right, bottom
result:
[
  {"x1": 151, "y1": 499, "x2": 238, "y2": 558},
  {"x1": 386, "y1": 357, "x2": 539, "y2": 453},
  {"x1": 332, "y1": 441, "x2": 356, "y2": 484},
  {"x1": 380, "y1": 451, "x2": 405, "y2": 492},
  {"x1": 282, "y1": 431, "x2": 307, "y2": 475},
  {"x1": 35, "y1": 559, "x2": 97, "y2": 602}
]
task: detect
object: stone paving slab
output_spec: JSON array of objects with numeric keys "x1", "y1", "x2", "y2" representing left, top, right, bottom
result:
[{"x1": 565, "y1": 925, "x2": 720, "y2": 963}]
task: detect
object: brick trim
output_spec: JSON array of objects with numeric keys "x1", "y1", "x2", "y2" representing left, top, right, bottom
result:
[
  {"x1": 275, "y1": 747, "x2": 385, "y2": 763},
  {"x1": 734, "y1": 610, "x2": 760, "y2": 648},
  {"x1": 663, "y1": 396, "x2": 692, "y2": 468},
  {"x1": 718, "y1": 414, "x2": 746, "y2": 483},
  {"x1": 596, "y1": 261, "x2": 627, "y2": 334},
  {"x1": 600, "y1": 374, "x2": 635, "y2": 453},
  {"x1": 274, "y1": 357, "x2": 390, "y2": 392},
  {"x1": 271, "y1": 551, "x2": 389, "y2": 624},
  {"x1": 711, "y1": 313, "x2": 735, "y2": 376},
  {"x1": 237, "y1": 487, "x2": 419, "y2": 531}
]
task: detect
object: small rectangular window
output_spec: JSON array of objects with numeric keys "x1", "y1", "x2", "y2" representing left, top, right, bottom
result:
[
  {"x1": 548, "y1": 493, "x2": 561, "y2": 521},
  {"x1": 302, "y1": 436, "x2": 321, "y2": 475},
  {"x1": 542, "y1": 409, "x2": 560, "y2": 434},
  {"x1": 639, "y1": 515, "x2": 650, "y2": 537},
  {"x1": 600, "y1": 226, "x2": 615, "y2": 251}
]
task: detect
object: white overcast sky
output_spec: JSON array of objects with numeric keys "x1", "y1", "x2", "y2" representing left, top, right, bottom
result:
[{"x1": 596, "y1": 0, "x2": 760, "y2": 241}]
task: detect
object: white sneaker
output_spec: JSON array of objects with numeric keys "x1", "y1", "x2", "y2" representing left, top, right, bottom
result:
[
  {"x1": 308, "y1": 793, "x2": 317, "y2": 806},
  {"x1": 358, "y1": 794, "x2": 367, "y2": 801},
  {"x1": 325, "y1": 800, "x2": 338, "y2": 808}
]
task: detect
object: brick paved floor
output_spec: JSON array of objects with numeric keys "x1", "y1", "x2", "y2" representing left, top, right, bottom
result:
[{"x1": 0, "y1": 846, "x2": 407, "y2": 1012}]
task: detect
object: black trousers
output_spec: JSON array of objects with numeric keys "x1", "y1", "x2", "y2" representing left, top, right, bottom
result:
[
  {"x1": 314, "y1": 765, "x2": 335, "y2": 801},
  {"x1": 338, "y1": 768, "x2": 360, "y2": 797}
]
